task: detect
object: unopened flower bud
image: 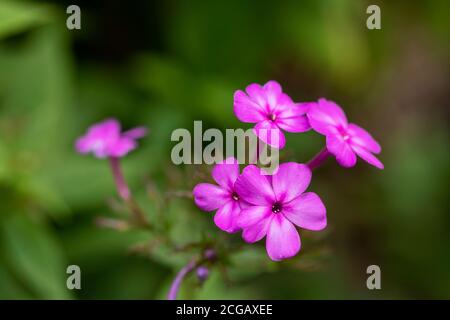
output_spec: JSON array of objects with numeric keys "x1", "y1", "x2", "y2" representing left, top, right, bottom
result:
[{"x1": 196, "y1": 266, "x2": 209, "y2": 282}]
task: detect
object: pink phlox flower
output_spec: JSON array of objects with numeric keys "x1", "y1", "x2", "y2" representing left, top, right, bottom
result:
[
  {"x1": 193, "y1": 157, "x2": 245, "y2": 233},
  {"x1": 234, "y1": 162, "x2": 327, "y2": 261},
  {"x1": 75, "y1": 118, "x2": 147, "y2": 158},
  {"x1": 307, "y1": 98, "x2": 384, "y2": 169},
  {"x1": 233, "y1": 80, "x2": 310, "y2": 149}
]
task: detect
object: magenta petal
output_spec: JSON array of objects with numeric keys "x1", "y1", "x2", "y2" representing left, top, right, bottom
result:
[
  {"x1": 276, "y1": 116, "x2": 310, "y2": 133},
  {"x1": 347, "y1": 123, "x2": 381, "y2": 154},
  {"x1": 242, "y1": 217, "x2": 271, "y2": 243},
  {"x1": 212, "y1": 157, "x2": 239, "y2": 191},
  {"x1": 108, "y1": 137, "x2": 137, "y2": 158},
  {"x1": 275, "y1": 99, "x2": 306, "y2": 117},
  {"x1": 75, "y1": 118, "x2": 122, "y2": 158},
  {"x1": 75, "y1": 118, "x2": 145, "y2": 158},
  {"x1": 214, "y1": 200, "x2": 241, "y2": 233},
  {"x1": 91, "y1": 118, "x2": 121, "y2": 137},
  {"x1": 283, "y1": 192, "x2": 327, "y2": 231},
  {"x1": 351, "y1": 144, "x2": 384, "y2": 169},
  {"x1": 75, "y1": 136, "x2": 92, "y2": 154},
  {"x1": 275, "y1": 102, "x2": 311, "y2": 133},
  {"x1": 326, "y1": 134, "x2": 357, "y2": 168},
  {"x1": 233, "y1": 90, "x2": 266, "y2": 123},
  {"x1": 238, "y1": 200, "x2": 252, "y2": 210},
  {"x1": 236, "y1": 205, "x2": 271, "y2": 228},
  {"x1": 234, "y1": 165, "x2": 275, "y2": 206},
  {"x1": 123, "y1": 126, "x2": 148, "y2": 139},
  {"x1": 253, "y1": 120, "x2": 286, "y2": 149},
  {"x1": 272, "y1": 163, "x2": 312, "y2": 203},
  {"x1": 294, "y1": 102, "x2": 314, "y2": 114},
  {"x1": 90, "y1": 142, "x2": 110, "y2": 158},
  {"x1": 193, "y1": 183, "x2": 229, "y2": 211},
  {"x1": 307, "y1": 98, "x2": 348, "y2": 135},
  {"x1": 273, "y1": 92, "x2": 294, "y2": 111},
  {"x1": 263, "y1": 81, "x2": 282, "y2": 113},
  {"x1": 89, "y1": 119, "x2": 121, "y2": 143},
  {"x1": 266, "y1": 215, "x2": 301, "y2": 261},
  {"x1": 245, "y1": 83, "x2": 267, "y2": 108}
]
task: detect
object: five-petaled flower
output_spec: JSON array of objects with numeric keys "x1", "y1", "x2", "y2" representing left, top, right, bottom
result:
[
  {"x1": 79, "y1": 82, "x2": 382, "y2": 266},
  {"x1": 193, "y1": 158, "x2": 244, "y2": 233},
  {"x1": 75, "y1": 118, "x2": 147, "y2": 158},
  {"x1": 307, "y1": 98, "x2": 384, "y2": 169},
  {"x1": 234, "y1": 163, "x2": 327, "y2": 261},
  {"x1": 233, "y1": 80, "x2": 310, "y2": 149}
]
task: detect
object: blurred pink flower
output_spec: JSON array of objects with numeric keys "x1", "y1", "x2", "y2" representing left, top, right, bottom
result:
[
  {"x1": 235, "y1": 163, "x2": 326, "y2": 261},
  {"x1": 193, "y1": 158, "x2": 245, "y2": 233},
  {"x1": 75, "y1": 118, "x2": 147, "y2": 158},
  {"x1": 307, "y1": 98, "x2": 384, "y2": 169},
  {"x1": 233, "y1": 80, "x2": 310, "y2": 149}
]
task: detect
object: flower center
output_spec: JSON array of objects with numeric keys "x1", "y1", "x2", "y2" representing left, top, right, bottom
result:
[
  {"x1": 232, "y1": 192, "x2": 239, "y2": 201},
  {"x1": 337, "y1": 127, "x2": 350, "y2": 141},
  {"x1": 272, "y1": 202, "x2": 282, "y2": 213},
  {"x1": 268, "y1": 113, "x2": 276, "y2": 121}
]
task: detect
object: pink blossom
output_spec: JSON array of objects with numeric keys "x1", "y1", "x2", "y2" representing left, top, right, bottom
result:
[
  {"x1": 307, "y1": 98, "x2": 384, "y2": 169},
  {"x1": 234, "y1": 163, "x2": 326, "y2": 261},
  {"x1": 75, "y1": 118, "x2": 147, "y2": 158},
  {"x1": 193, "y1": 158, "x2": 244, "y2": 233},
  {"x1": 233, "y1": 80, "x2": 310, "y2": 149}
]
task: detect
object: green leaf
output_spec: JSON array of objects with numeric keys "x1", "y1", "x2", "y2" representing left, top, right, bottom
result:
[
  {"x1": 0, "y1": 214, "x2": 72, "y2": 299},
  {"x1": 0, "y1": 1, "x2": 51, "y2": 39},
  {"x1": 0, "y1": 263, "x2": 34, "y2": 299}
]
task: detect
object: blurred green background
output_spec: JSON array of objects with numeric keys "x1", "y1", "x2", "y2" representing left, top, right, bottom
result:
[{"x1": 0, "y1": 0, "x2": 449, "y2": 299}]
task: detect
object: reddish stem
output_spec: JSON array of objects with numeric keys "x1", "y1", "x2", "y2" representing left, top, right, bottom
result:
[
  {"x1": 167, "y1": 259, "x2": 197, "y2": 300},
  {"x1": 167, "y1": 249, "x2": 216, "y2": 300},
  {"x1": 109, "y1": 157, "x2": 131, "y2": 201},
  {"x1": 307, "y1": 147, "x2": 331, "y2": 170},
  {"x1": 109, "y1": 157, "x2": 149, "y2": 227}
]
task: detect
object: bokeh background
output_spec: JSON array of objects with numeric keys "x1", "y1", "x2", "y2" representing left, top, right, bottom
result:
[{"x1": 0, "y1": 0, "x2": 449, "y2": 299}]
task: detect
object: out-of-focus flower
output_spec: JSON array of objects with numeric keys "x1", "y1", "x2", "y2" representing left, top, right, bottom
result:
[
  {"x1": 75, "y1": 118, "x2": 147, "y2": 158},
  {"x1": 233, "y1": 80, "x2": 310, "y2": 149},
  {"x1": 193, "y1": 158, "x2": 244, "y2": 233},
  {"x1": 235, "y1": 163, "x2": 326, "y2": 261},
  {"x1": 203, "y1": 249, "x2": 216, "y2": 261},
  {"x1": 307, "y1": 98, "x2": 383, "y2": 169},
  {"x1": 196, "y1": 266, "x2": 209, "y2": 282}
]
